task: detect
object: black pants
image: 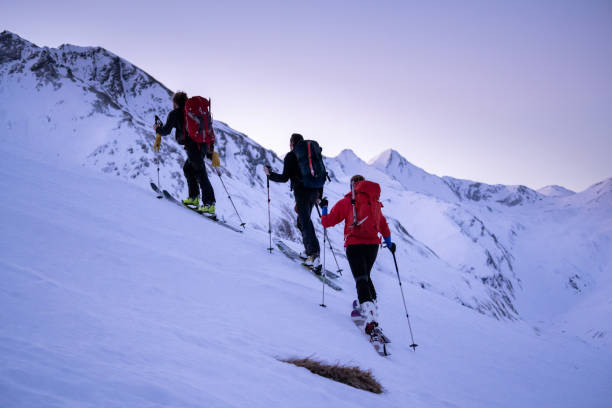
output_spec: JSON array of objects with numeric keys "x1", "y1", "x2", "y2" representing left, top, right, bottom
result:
[
  {"x1": 183, "y1": 139, "x2": 216, "y2": 205},
  {"x1": 346, "y1": 244, "x2": 379, "y2": 304},
  {"x1": 294, "y1": 188, "x2": 321, "y2": 257}
]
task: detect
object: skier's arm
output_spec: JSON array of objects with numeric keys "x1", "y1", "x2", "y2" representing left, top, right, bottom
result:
[
  {"x1": 321, "y1": 198, "x2": 347, "y2": 228},
  {"x1": 268, "y1": 153, "x2": 293, "y2": 183},
  {"x1": 379, "y1": 213, "x2": 396, "y2": 253},
  {"x1": 379, "y1": 213, "x2": 391, "y2": 239},
  {"x1": 155, "y1": 111, "x2": 177, "y2": 137}
]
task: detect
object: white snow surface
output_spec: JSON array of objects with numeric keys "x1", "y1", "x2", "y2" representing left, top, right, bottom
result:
[{"x1": 1, "y1": 31, "x2": 612, "y2": 407}]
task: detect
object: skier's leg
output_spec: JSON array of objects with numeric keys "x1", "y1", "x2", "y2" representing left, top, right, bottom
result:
[
  {"x1": 364, "y1": 244, "x2": 379, "y2": 300},
  {"x1": 346, "y1": 244, "x2": 374, "y2": 304},
  {"x1": 295, "y1": 204, "x2": 303, "y2": 231},
  {"x1": 349, "y1": 245, "x2": 381, "y2": 333},
  {"x1": 306, "y1": 189, "x2": 320, "y2": 255},
  {"x1": 193, "y1": 146, "x2": 216, "y2": 205},
  {"x1": 294, "y1": 189, "x2": 319, "y2": 257},
  {"x1": 183, "y1": 158, "x2": 199, "y2": 199}
]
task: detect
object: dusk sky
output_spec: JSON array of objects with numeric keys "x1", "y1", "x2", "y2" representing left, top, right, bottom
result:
[{"x1": 3, "y1": 0, "x2": 611, "y2": 191}]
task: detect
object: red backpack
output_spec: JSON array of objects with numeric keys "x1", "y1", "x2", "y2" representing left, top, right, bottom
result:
[
  {"x1": 184, "y1": 96, "x2": 215, "y2": 146},
  {"x1": 350, "y1": 180, "x2": 384, "y2": 239}
]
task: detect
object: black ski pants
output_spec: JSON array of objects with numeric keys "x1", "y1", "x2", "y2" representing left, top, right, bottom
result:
[
  {"x1": 183, "y1": 140, "x2": 216, "y2": 205},
  {"x1": 294, "y1": 188, "x2": 321, "y2": 257},
  {"x1": 346, "y1": 244, "x2": 379, "y2": 304}
]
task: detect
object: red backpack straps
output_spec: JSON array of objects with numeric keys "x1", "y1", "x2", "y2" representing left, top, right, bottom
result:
[{"x1": 307, "y1": 141, "x2": 315, "y2": 177}]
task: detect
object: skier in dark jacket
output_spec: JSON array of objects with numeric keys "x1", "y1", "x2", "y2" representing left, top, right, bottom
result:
[
  {"x1": 153, "y1": 92, "x2": 217, "y2": 215},
  {"x1": 264, "y1": 133, "x2": 322, "y2": 268},
  {"x1": 320, "y1": 174, "x2": 395, "y2": 335}
]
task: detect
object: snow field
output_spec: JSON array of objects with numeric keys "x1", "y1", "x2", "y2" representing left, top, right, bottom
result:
[{"x1": 1, "y1": 146, "x2": 611, "y2": 407}]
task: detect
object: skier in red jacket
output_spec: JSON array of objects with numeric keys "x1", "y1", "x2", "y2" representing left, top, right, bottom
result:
[{"x1": 320, "y1": 175, "x2": 396, "y2": 334}]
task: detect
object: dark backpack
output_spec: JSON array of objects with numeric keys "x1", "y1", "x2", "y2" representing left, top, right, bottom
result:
[
  {"x1": 184, "y1": 96, "x2": 215, "y2": 146},
  {"x1": 293, "y1": 140, "x2": 327, "y2": 189}
]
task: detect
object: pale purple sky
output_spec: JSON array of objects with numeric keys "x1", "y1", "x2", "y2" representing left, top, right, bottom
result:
[{"x1": 3, "y1": 1, "x2": 611, "y2": 191}]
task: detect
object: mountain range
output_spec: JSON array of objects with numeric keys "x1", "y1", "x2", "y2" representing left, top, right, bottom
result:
[{"x1": 1, "y1": 30, "x2": 611, "y2": 407}]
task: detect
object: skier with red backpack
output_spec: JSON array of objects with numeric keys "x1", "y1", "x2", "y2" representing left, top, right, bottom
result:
[
  {"x1": 320, "y1": 175, "x2": 396, "y2": 336},
  {"x1": 153, "y1": 92, "x2": 219, "y2": 215}
]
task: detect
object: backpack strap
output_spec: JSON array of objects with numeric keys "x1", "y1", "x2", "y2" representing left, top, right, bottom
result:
[
  {"x1": 187, "y1": 111, "x2": 206, "y2": 133},
  {"x1": 350, "y1": 181, "x2": 370, "y2": 228},
  {"x1": 350, "y1": 180, "x2": 358, "y2": 227},
  {"x1": 307, "y1": 142, "x2": 315, "y2": 177}
]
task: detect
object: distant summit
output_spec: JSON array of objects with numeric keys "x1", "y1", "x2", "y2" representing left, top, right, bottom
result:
[
  {"x1": 369, "y1": 149, "x2": 458, "y2": 201},
  {"x1": 335, "y1": 149, "x2": 363, "y2": 163},
  {"x1": 538, "y1": 185, "x2": 575, "y2": 197}
]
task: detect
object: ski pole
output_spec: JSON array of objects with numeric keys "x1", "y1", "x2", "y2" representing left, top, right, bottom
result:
[
  {"x1": 153, "y1": 115, "x2": 163, "y2": 199},
  {"x1": 266, "y1": 175, "x2": 273, "y2": 253},
  {"x1": 210, "y1": 165, "x2": 246, "y2": 228},
  {"x1": 314, "y1": 204, "x2": 343, "y2": 275},
  {"x1": 154, "y1": 156, "x2": 162, "y2": 199},
  {"x1": 157, "y1": 162, "x2": 160, "y2": 191},
  {"x1": 391, "y1": 251, "x2": 418, "y2": 351},
  {"x1": 320, "y1": 223, "x2": 327, "y2": 308}
]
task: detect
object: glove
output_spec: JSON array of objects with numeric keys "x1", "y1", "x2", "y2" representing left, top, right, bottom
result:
[
  {"x1": 319, "y1": 197, "x2": 328, "y2": 215},
  {"x1": 211, "y1": 151, "x2": 221, "y2": 168},
  {"x1": 153, "y1": 133, "x2": 162, "y2": 152},
  {"x1": 264, "y1": 165, "x2": 271, "y2": 176},
  {"x1": 384, "y1": 236, "x2": 396, "y2": 254}
]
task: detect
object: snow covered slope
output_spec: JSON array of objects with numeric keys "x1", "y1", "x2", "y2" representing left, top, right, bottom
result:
[
  {"x1": 1, "y1": 31, "x2": 612, "y2": 406},
  {"x1": 2, "y1": 127, "x2": 611, "y2": 408}
]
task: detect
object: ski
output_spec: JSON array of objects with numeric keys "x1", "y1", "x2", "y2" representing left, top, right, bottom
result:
[
  {"x1": 274, "y1": 239, "x2": 343, "y2": 291},
  {"x1": 275, "y1": 240, "x2": 341, "y2": 280},
  {"x1": 151, "y1": 182, "x2": 163, "y2": 199},
  {"x1": 351, "y1": 300, "x2": 391, "y2": 356},
  {"x1": 150, "y1": 183, "x2": 243, "y2": 233}
]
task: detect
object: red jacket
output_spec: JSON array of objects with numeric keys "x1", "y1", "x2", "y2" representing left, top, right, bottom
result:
[{"x1": 321, "y1": 181, "x2": 391, "y2": 247}]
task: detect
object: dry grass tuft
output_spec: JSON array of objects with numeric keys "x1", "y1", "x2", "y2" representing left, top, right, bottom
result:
[{"x1": 282, "y1": 357, "x2": 383, "y2": 394}]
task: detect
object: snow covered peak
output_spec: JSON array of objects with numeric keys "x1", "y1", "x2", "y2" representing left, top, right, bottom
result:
[
  {"x1": 0, "y1": 30, "x2": 32, "y2": 46},
  {"x1": 369, "y1": 148, "x2": 437, "y2": 183},
  {"x1": 0, "y1": 30, "x2": 37, "y2": 63},
  {"x1": 369, "y1": 148, "x2": 405, "y2": 168},
  {"x1": 335, "y1": 148, "x2": 362, "y2": 162},
  {"x1": 538, "y1": 185, "x2": 576, "y2": 197},
  {"x1": 368, "y1": 149, "x2": 458, "y2": 200}
]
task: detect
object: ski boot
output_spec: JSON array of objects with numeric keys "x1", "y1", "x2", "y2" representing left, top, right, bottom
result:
[
  {"x1": 304, "y1": 255, "x2": 322, "y2": 274},
  {"x1": 361, "y1": 301, "x2": 379, "y2": 334},
  {"x1": 197, "y1": 203, "x2": 216, "y2": 216},
  {"x1": 365, "y1": 321, "x2": 380, "y2": 335},
  {"x1": 182, "y1": 196, "x2": 200, "y2": 207}
]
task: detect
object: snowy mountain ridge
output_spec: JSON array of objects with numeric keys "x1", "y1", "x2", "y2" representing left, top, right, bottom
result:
[{"x1": 1, "y1": 30, "x2": 611, "y2": 344}]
